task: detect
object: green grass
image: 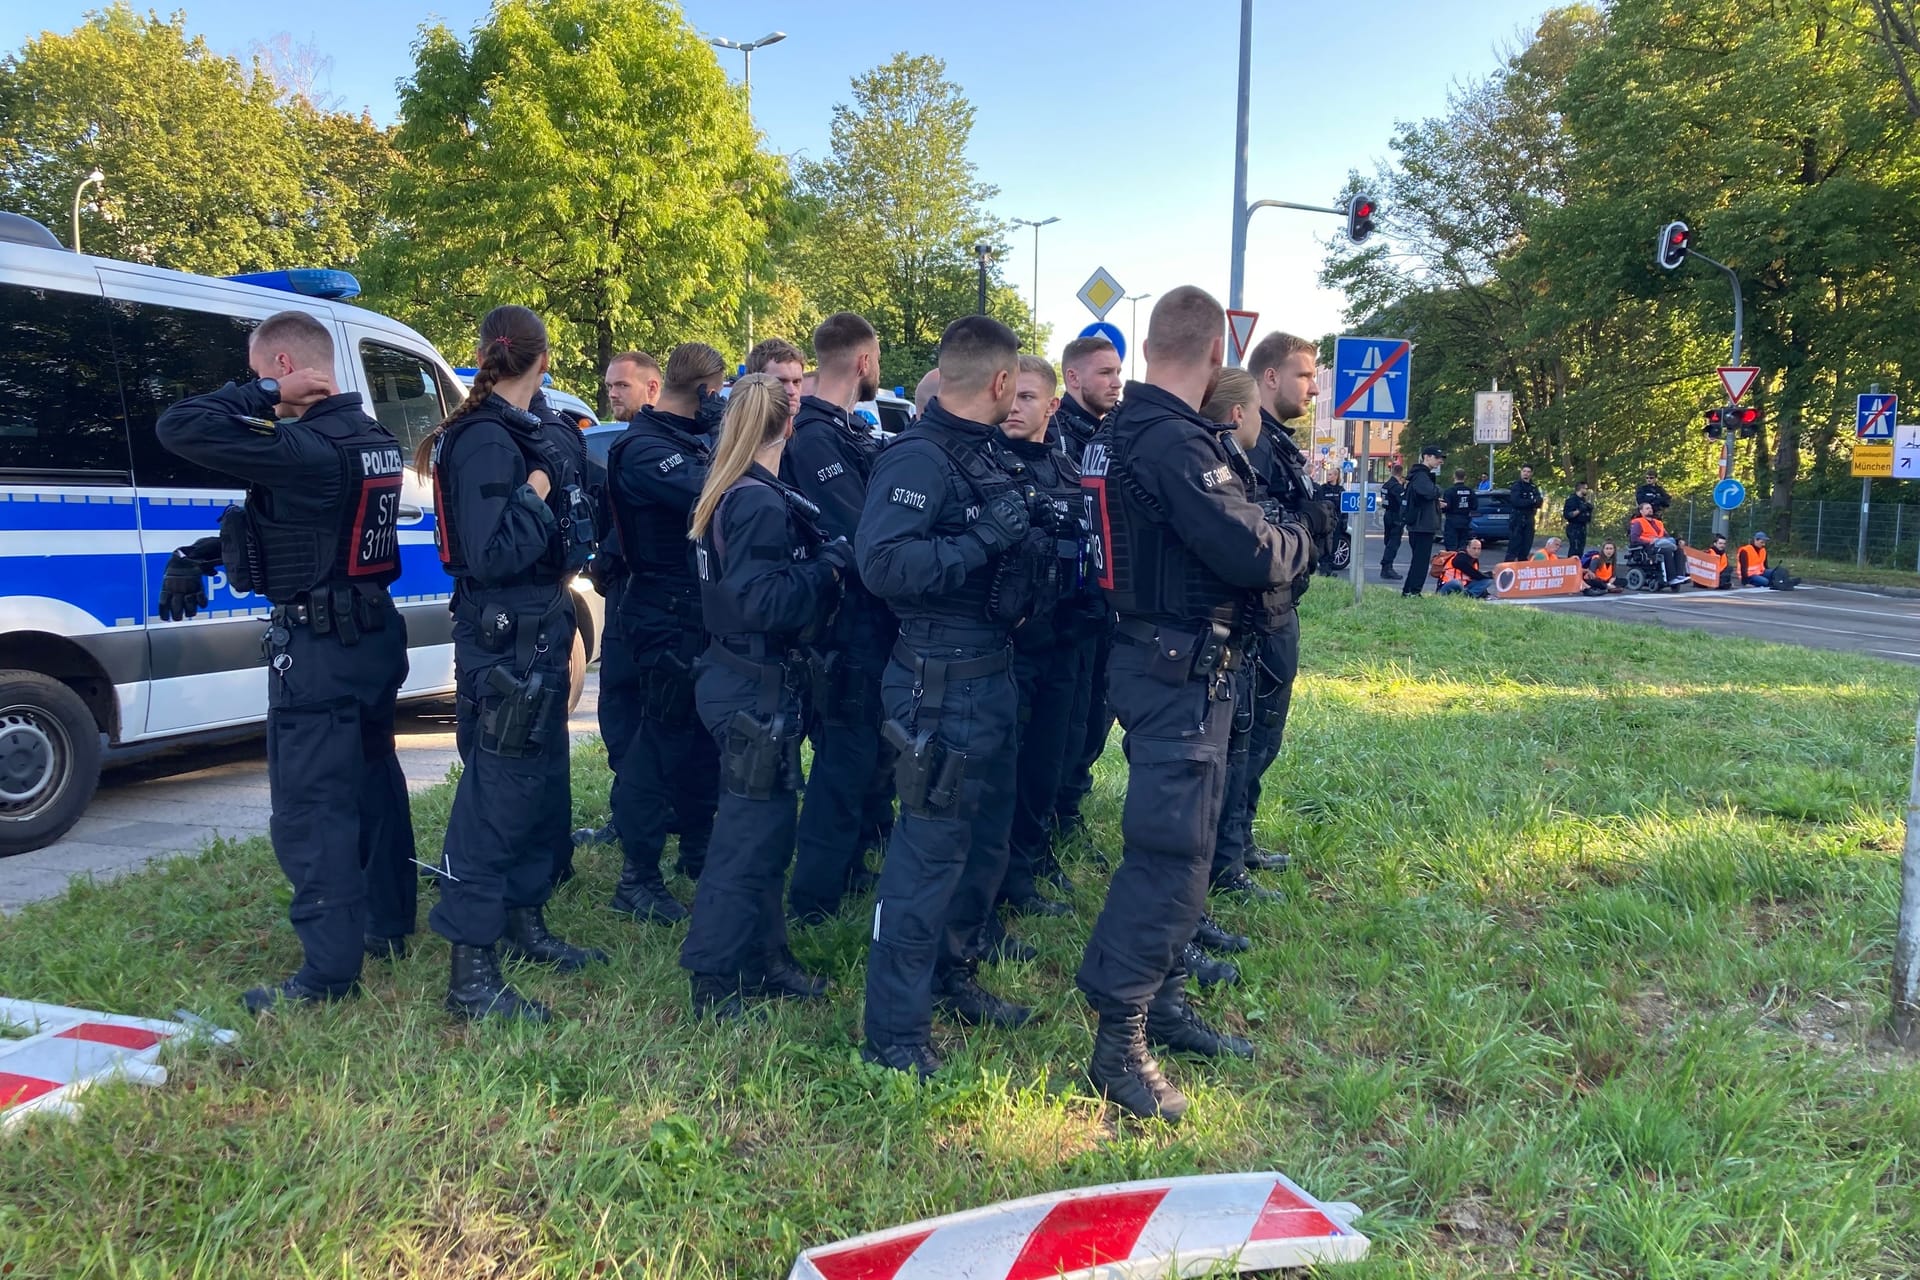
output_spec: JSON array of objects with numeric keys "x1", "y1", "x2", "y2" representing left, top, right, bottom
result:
[
  {"x1": 1787, "y1": 556, "x2": 1920, "y2": 591},
  {"x1": 2, "y1": 589, "x2": 1917, "y2": 1278}
]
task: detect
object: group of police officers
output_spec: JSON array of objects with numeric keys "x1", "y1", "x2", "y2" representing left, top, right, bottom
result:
[{"x1": 156, "y1": 284, "x2": 1338, "y2": 1123}]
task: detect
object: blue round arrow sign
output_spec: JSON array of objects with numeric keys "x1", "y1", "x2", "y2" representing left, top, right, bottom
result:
[
  {"x1": 1078, "y1": 321, "x2": 1125, "y2": 364},
  {"x1": 1712, "y1": 478, "x2": 1747, "y2": 511}
]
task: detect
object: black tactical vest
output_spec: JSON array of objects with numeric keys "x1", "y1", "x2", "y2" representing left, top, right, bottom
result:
[
  {"x1": 607, "y1": 411, "x2": 709, "y2": 584},
  {"x1": 432, "y1": 398, "x2": 587, "y2": 586},
  {"x1": 897, "y1": 413, "x2": 1034, "y2": 623},
  {"x1": 240, "y1": 412, "x2": 404, "y2": 603},
  {"x1": 695, "y1": 472, "x2": 829, "y2": 642},
  {"x1": 1081, "y1": 417, "x2": 1248, "y2": 631}
]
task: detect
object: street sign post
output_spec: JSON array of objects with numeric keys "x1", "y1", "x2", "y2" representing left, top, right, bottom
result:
[
  {"x1": 1856, "y1": 388, "x2": 1897, "y2": 564},
  {"x1": 1712, "y1": 478, "x2": 1746, "y2": 511},
  {"x1": 1858, "y1": 393, "x2": 1898, "y2": 441},
  {"x1": 1076, "y1": 267, "x2": 1125, "y2": 321},
  {"x1": 1332, "y1": 337, "x2": 1412, "y2": 422},
  {"x1": 1226, "y1": 310, "x2": 1259, "y2": 364},
  {"x1": 1718, "y1": 366, "x2": 1760, "y2": 404},
  {"x1": 1078, "y1": 321, "x2": 1126, "y2": 365},
  {"x1": 1474, "y1": 386, "x2": 1512, "y2": 488}
]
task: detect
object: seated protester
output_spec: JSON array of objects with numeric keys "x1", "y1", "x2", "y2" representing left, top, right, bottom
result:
[
  {"x1": 1696, "y1": 533, "x2": 1733, "y2": 589},
  {"x1": 1581, "y1": 543, "x2": 1624, "y2": 594},
  {"x1": 1737, "y1": 530, "x2": 1800, "y2": 590},
  {"x1": 1438, "y1": 537, "x2": 1492, "y2": 598},
  {"x1": 1531, "y1": 536, "x2": 1565, "y2": 561},
  {"x1": 1629, "y1": 501, "x2": 1687, "y2": 587}
]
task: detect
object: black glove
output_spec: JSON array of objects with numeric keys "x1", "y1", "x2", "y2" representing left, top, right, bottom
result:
[
  {"x1": 158, "y1": 537, "x2": 222, "y2": 621},
  {"x1": 816, "y1": 537, "x2": 856, "y2": 576},
  {"x1": 1293, "y1": 500, "x2": 1336, "y2": 543},
  {"x1": 1025, "y1": 489, "x2": 1066, "y2": 534},
  {"x1": 968, "y1": 491, "x2": 1031, "y2": 556}
]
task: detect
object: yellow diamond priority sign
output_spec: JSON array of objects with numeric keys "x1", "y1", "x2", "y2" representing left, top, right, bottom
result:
[{"x1": 1076, "y1": 266, "x2": 1125, "y2": 321}]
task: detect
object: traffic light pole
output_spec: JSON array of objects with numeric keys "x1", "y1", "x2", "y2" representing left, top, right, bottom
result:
[{"x1": 1681, "y1": 245, "x2": 1744, "y2": 538}]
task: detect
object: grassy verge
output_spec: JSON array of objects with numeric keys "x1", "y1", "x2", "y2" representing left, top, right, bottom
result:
[
  {"x1": 1785, "y1": 556, "x2": 1920, "y2": 591},
  {"x1": 2, "y1": 591, "x2": 1917, "y2": 1278}
]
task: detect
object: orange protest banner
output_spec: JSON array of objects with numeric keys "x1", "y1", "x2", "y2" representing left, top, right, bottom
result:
[
  {"x1": 1684, "y1": 546, "x2": 1727, "y2": 589},
  {"x1": 1490, "y1": 556, "x2": 1584, "y2": 599}
]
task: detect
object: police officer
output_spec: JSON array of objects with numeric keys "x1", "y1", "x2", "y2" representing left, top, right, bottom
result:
[
  {"x1": 529, "y1": 383, "x2": 592, "y2": 890},
  {"x1": 418, "y1": 305, "x2": 604, "y2": 1022},
  {"x1": 1379, "y1": 463, "x2": 1407, "y2": 579},
  {"x1": 1508, "y1": 464, "x2": 1544, "y2": 563},
  {"x1": 1401, "y1": 446, "x2": 1445, "y2": 596},
  {"x1": 1050, "y1": 334, "x2": 1125, "y2": 851},
  {"x1": 602, "y1": 343, "x2": 728, "y2": 923},
  {"x1": 1077, "y1": 287, "x2": 1315, "y2": 1122},
  {"x1": 1635, "y1": 469, "x2": 1672, "y2": 517},
  {"x1": 154, "y1": 310, "x2": 416, "y2": 1014},
  {"x1": 1563, "y1": 482, "x2": 1595, "y2": 559},
  {"x1": 1441, "y1": 468, "x2": 1478, "y2": 551},
  {"x1": 781, "y1": 312, "x2": 898, "y2": 924},
  {"x1": 856, "y1": 316, "x2": 1046, "y2": 1077},
  {"x1": 681, "y1": 375, "x2": 853, "y2": 1017}
]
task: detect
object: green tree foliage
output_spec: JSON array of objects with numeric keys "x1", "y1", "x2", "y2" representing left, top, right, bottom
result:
[
  {"x1": 784, "y1": 54, "x2": 1044, "y2": 386},
  {"x1": 364, "y1": 0, "x2": 778, "y2": 406},
  {"x1": 0, "y1": 4, "x2": 392, "y2": 275}
]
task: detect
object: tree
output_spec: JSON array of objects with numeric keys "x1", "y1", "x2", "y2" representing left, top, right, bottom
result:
[
  {"x1": 784, "y1": 54, "x2": 1043, "y2": 385},
  {"x1": 363, "y1": 0, "x2": 777, "y2": 408}
]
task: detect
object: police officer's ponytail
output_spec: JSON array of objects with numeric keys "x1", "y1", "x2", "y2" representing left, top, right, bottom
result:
[
  {"x1": 688, "y1": 374, "x2": 787, "y2": 541},
  {"x1": 414, "y1": 305, "x2": 550, "y2": 473}
]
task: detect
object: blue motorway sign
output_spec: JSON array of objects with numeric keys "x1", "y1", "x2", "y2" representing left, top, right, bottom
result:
[
  {"x1": 1858, "y1": 393, "x2": 1897, "y2": 441},
  {"x1": 1712, "y1": 478, "x2": 1747, "y2": 511},
  {"x1": 1078, "y1": 321, "x2": 1125, "y2": 365},
  {"x1": 1332, "y1": 336, "x2": 1413, "y2": 422}
]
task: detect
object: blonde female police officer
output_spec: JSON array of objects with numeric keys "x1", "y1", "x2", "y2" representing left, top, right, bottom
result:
[{"x1": 418, "y1": 305, "x2": 604, "y2": 1022}]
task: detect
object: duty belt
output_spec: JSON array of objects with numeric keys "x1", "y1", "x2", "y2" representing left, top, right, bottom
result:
[
  {"x1": 269, "y1": 584, "x2": 389, "y2": 646},
  {"x1": 891, "y1": 638, "x2": 1011, "y2": 740},
  {"x1": 707, "y1": 636, "x2": 808, "y2": 717},
  {"x1": 1112, "y1": 617, "x2": 1244, "y2": 680}
]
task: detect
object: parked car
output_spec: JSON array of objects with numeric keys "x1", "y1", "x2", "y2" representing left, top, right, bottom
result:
[{"x1": 1470, "y1": 487, "x2": 1513, "y2": 546}]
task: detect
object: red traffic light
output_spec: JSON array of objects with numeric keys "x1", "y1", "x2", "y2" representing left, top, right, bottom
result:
[
  {"x1": 1346, "y1": 193, "x2": 1378, "y2": 245},
  {"x1": 1703, "y1": 407, "x2": 1724, "y2": 439},
  {"x1": 1656, "y1": 220, "x2": 1692, "y2": 270}
]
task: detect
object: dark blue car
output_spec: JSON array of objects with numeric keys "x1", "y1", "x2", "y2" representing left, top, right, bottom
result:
[{"x1": 1469, "y1": 487, "x2": 1513, "y2": 546}]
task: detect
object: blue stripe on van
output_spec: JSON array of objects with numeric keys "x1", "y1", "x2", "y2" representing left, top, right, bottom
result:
[{"x1": 0, "y1": 491, "x2": 139, "y2": 530}]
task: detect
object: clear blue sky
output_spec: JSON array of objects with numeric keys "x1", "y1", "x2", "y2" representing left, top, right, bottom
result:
[{"x1": 5, "y1": 0, "x2": 1551, "y2": 361}]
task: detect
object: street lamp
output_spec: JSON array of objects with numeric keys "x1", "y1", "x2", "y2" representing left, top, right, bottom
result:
[
  {"x1": 1123, "y1": 292, "x2": 1152, "y2": 381},
  {"x1": 1009, "y1": 216, "x2": 1059, "y2": 330},
  {"x1": 972, "y1": 242, "x2": 993, "y2": 316},
  {"x1": 707, "y1": 31, "x2": 786, "y2": 354},
  {"x1": 71, "y1": 168, "x2": 104, "y2": 255}
]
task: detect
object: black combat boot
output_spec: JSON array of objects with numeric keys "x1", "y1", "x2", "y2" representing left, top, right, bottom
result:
[
  {"x1": 363, "y1": 934, "x2": 409, "y2": 961},
  {"x1": 748, "y1": 949, "x2": 830, "y2": 1001},
  {"x1": 1005, "y1": 888, "x2": 1071, "y2": 918},
  {"x1": 1209, "y1": 867, "x2": 1283, "y2": 902},
  {"x1": 1147, "y1": 981, "x2": 1255, "y2": 1060},
  {"x1": 935, "y1": 965, "x2": 1033, "y2": 1028},
  {"x1": 572, "y1": 823, "x2": 617, "y2": 848},
  {"x1": 242, "y1": 974, "x2": 354, "y2": 1016},
  {"x1": 1088, "y1": 1010, "x2": 1187, "y2": 1123},
  {"x1": 1192, "y1": 913, "x2": 1251, "y2": 954},
  {"x1": 445, "y1": 944, "x2": 550, "y2": 1023},
  {"x1": 609, "y1": 856, "x2": 690, "y2": 924},
  {"x1": 1244, "y1": 845, "x2": 1291, "y2": 873},
  {"x1": 690, "y1": 974, "x2": 748, "y2": 1022},
  {"x1": 502, "y1": 906, "x2": 607, "y2": 972},
  {"x1": 861, "y1": 1040, "x2": 944, "y2": 1079},
  {"x1": 1179, "y1": 941, "x2": 1239, "y2": 988}
]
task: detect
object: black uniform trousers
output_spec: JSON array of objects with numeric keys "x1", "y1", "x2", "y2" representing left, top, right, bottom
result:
[
  {"x1": 1211, "y1": 615, "x2": 1298, "y2": 880},
  {"x1": 1403, "y1": 532, "x2": 1435, "y2": 595},
  {"x1": 430, "y1": 591, "x2": 573, "y2": 948},
  {"x1": 1210, "y1": 662, "x2": 1257, "y2": 880},
  {"x1": 1055, "y1": 621, "x2": 1113, "y2": 829},
  {"x1": 1566, "y1": 524, "x2": 1588, "y2": 558},
  {"x1": 1077, "y1": 630, "x2": 1236, "y2": 1016},
  {"x1": 680, "y1": 649, "x2": 805, "y2": 980},
  {"x1": 1442, "y1": 518, "x2": 1472, "y2": 552},
  {"x1": 1509, "y1": 520, "x2": 1536, "y2": 565},
  {"x1": 596, "y1": 613, "x2": 642, "y2": 830},
  {"x1": 789, "y1": 604, "x2": 894, "y2": 920},
  {"x1": 609, "y1": 613, "x2": 717, "y2": 881},
  {"x1": 863, "y1": 635, "x2": 1019, "y2": 1048},
  {"x1": 263, "y1": 598, "x2": 415, "y2": 993},
  {"x1": 1003, "y1": 635, "x2": 1092, "y2": 902},
  {"x1": 1381, "y1": 519, "x2": 1405, "y2": 571}
]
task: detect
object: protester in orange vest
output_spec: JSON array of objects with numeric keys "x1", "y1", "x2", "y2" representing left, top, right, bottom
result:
[
  {"x1": 1696, "y1": 533, "x2": 1733, "y2": 589},
  {"x1": 1737, "y1": 530, "x2": 1800, "y2": 590},
  {"x1": 1438, "y1": 538, "x2": 1492, "y2": 598},
  {"x1": 1581, "y1": 542, "x2": 1623, "y2": 595},
  {"x1": 1530, "y1": 536, "x2": 1565, "y2": 561},
  {"x1": 1629, "y1": 501, "x2": 1687, "y2": 588}
]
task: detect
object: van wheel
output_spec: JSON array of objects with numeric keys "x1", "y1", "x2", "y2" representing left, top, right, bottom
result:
[
  {"x1": 0, "y1": 672, "x2": 103, "y2": 857},
  {"x1": 567, "y1": 629, "x2": 587, "y2": 715}
]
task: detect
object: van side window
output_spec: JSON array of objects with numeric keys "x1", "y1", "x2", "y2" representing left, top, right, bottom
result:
[
  {"x1": 360, "y1": 341, "x2": 449, "y2": 455},
  {"x1": 0, "y1": 282, "x2": 133, "y2": 482},
  {"x1": 109, "y1": 300, "x2": 257, "y2": 490}
]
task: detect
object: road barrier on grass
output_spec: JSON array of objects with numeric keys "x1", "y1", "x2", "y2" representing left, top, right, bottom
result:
[
  {"x1": 788, "y1": 1171, "x2": 1369, "y2": 1279},
  {"x1": 0, "y1": 998, "x2": 235, "y2": 1131}
]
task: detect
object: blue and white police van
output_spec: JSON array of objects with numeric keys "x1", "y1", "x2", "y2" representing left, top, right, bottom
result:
[{"x1": 0, "y1": 213, "x2": 600, "y2": 856}]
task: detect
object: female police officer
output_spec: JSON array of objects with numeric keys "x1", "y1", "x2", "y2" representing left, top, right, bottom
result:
[
  {"x1": 415, "y1": 305, "x2": 603, "y2": 1023},
  {"x1": 679, "y1": 375, "x2": 854, "y2": 1018}
]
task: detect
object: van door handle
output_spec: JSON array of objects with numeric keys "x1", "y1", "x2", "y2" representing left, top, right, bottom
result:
[{"x1": 398, "y1": 503, "x2": 424, "y2": 524}]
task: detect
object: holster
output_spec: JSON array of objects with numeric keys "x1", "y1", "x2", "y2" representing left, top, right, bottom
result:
[
  {"x1": 723, "y1": 710, "x2": 801, "y2": 800},
  {"x1": 810, "y1": 651, "x2": 878, "y2": 729},
  {"x1": 641, "y1": 658, "x2": 697, "y2": 728},
  {"x1": 218, "y1": 505, "x2": 258, "y2": 596},
  {"x1": 481, "y1": 665, "x2": 558, "y2": 758},
  {"x1": 882, "y1": 718, "x2": 969, "y2": 820}
]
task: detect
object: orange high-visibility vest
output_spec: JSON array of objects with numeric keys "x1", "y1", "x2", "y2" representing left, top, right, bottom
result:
[
  {"x1": 1740, "y1": 543, "x2": 1767, "y2": 576},
  {"x1": 1592, "y1": 559, "x2": 1614, "y2": 583},
  {"x1": 1630, "y1": 516, "x2": 1666, "y2": 543},
  {"x1": 1442, "y1": 556, "x2": 1473, "y2": 586}
]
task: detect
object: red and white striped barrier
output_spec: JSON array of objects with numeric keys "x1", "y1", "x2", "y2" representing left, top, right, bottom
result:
[
  {"x1": 788, "y1": 1171, "x2": 1369, "y2": 1279},
  {"x1": 0, "y1": 997, "x2": 235, "y2": 1132}
]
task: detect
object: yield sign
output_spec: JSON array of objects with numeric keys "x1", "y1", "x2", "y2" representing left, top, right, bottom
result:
[
  {"x1": 1718, "y1": 366, "x2": 1760, "y2": 404},
  {"x1": 1226, "y1": 310, "x2": 1258, "y2": 362}
]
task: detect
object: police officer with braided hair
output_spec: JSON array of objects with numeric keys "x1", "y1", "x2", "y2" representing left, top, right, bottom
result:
[
  {"x1": 1077, "y1": 287, "x2": 1315, "y2": 1122},
  {"x1": 602, "y1": 343, "x2": 729, "y2": 924},
  {"x1": 155, "y1": 310, "x2": 416, "y2": 1014},
  {"x1": 528, "y1": 383, "x2": 592, "y2": 890},
  {"x1": 680, "y1": 375, "x2": 853, "y2": 1018},
  {"x1": 856, "y1": 315, "x2": 1050, "y2": 1078},
  {"x1": 417, "y1": 305, "x2": 605, "y2": 1022}
]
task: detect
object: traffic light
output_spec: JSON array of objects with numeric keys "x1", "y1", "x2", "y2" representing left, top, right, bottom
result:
[
  {"x1": 1657, "y1": 220, "x2": 1692, "y2": 271},
  {"x1": 1703, "y1": 406, "x2": 1724, "y2": 440},
  {"x1": 1728, "y1": 405, "x2": 1760, "y2": 438},
  {"x1": 1346, "y1": 193, "x2": 1378, "y2": 245}
]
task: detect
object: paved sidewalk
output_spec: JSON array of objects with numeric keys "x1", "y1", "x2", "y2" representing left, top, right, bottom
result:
[{"x1": 0, "y1": 674, "x2": 603, "y2": 914}]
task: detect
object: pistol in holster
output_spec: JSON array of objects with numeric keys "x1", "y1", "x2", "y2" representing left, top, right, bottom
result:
[
  {"x1": 723, "y1": 711, "x2": 799, "y2": 801},
  {"x1": 481, "y1": 665, "x2": 557, "y2": 758},
  {"x1": 882, "y1": 718, "x2": 969, "y2": 819}
]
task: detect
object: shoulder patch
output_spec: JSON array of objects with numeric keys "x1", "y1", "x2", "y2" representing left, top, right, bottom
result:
[
  {"x1": 658, "y1": 453, "x2": 685, "y2": 473},
  {"x1": 817, "y1": 461, "x2": 846, "y2": 483},
  {"x1": 888, "y1": 486, "x2": 928, "y2": 510},
  {"x1": 1199, "y1": 465, "x2": 1232, "y2": 491}
]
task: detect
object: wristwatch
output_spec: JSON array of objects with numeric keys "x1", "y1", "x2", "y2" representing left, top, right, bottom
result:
[{"x1": 255, "y1": 377, "x2": 281, "y2": 405}]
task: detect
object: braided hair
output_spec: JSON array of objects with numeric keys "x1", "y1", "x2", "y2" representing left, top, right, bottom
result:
[{"x1": 414, "y1": 305, "x2": 549, "y2": 474}]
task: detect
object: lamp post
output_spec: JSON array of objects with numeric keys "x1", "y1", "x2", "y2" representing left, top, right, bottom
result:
[
  {"x1": 708, "y1": 31, "x2": 786, "y2": 353},
  {"x1": 973, "y1": 241, "x2": 992, "y2": 315},
  {"x1": 1009, "y1": 216, "x2": 1059, "y2": 331},
  {"x1": 1124, "y1": 292, "x2": 1152, "y2": 381},
  {"x1": 71, "y1": 169, "x2": 104, "y2": 255}
]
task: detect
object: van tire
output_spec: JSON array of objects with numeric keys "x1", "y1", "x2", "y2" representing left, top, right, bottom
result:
[
  {"x1": 567, "y1": 629, "x2": 587, "y2": 714},
  {"x1": 0, "y1": 671, "x2": 103, "y2": 858}
]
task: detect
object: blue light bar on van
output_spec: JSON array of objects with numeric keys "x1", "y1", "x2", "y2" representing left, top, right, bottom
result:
[
  {"x1": 225, "y1": 269, "x2": 361, "y2": 300},
  {"x1": 453, "y1": 367, "x2": 555, "y2": 387}
]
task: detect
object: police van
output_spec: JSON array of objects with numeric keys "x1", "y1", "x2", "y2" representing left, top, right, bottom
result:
[{"x1": 0, "y1": 213, "x2": 600, "y2": 857}]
